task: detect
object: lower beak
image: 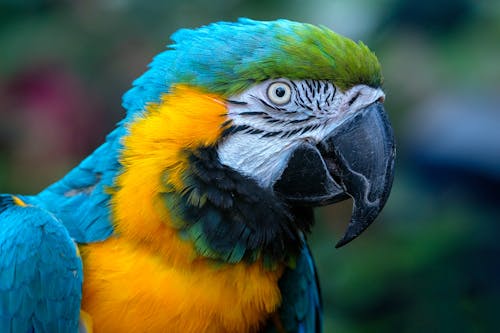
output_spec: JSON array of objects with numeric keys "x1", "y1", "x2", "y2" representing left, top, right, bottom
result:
[{"x1": 274, "y1": 102, "x2": 396, "y2": 247}]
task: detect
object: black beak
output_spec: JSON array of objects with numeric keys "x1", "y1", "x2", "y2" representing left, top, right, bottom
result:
[{"x1": 274, "y1": 102, "x2": 395, "y2": 247}]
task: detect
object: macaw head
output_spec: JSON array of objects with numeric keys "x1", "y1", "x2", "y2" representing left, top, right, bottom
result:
[{"x1": 118, "y1": 19, "x2": 395, "y2": 262}]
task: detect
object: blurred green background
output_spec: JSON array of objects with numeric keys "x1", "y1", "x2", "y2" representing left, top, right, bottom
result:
[{"x1": 1, "y1": 0, "x2": 499, "y2": 332}]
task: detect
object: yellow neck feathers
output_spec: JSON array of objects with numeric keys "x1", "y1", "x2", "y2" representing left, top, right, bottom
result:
[
  {"x1": 79, "y1": 86, "x2": 283, "y2": 332},
  {"x1": 111, "y1": 85, "x2": 228, "y2": 266}
]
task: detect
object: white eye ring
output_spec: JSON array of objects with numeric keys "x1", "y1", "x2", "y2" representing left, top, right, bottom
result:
[{"x1": 267, "y1": 81, "x2": 292, "y2": 105}]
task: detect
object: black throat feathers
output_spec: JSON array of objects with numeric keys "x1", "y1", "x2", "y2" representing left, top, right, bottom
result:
[{"x1": 160, "y1": 146, "x2": 314, "y2": 266}]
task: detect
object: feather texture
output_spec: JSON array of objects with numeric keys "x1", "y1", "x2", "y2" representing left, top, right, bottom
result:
[
  {"x1": 33, "y1": 127, "x2": 125, "y2": 243},
  {"x1": 0, "y1": 195, "x2": 82, "y2": 332},
  {"x1": 0, "y1": 18, "x2": 385, "y2": 332},
  {"x1": 265, "y1": 242, "x2": 322, "y2": 333},
  {"x1": 122, "y1": 18, "x2": 382, "y2": 121}
]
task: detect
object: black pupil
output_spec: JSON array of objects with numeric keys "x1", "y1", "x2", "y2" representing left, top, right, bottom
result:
[{"x1": 275, "y1": 86, "x2": 286, "y2": 98}]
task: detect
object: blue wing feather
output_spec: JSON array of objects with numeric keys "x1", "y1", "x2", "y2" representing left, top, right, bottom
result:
[
  {"x1": 263, "y1": 239, "x2": 322, "y2": 333},
  {"x1": 33, "y1": 126, "x2": 126, "y2": 243},
  {"x1": 0, "y1": 195, "x2": 83, "y2": 333}
]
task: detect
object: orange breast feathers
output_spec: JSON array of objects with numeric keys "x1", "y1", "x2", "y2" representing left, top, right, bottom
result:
[{"x1": 80, "y1": 86, "x2": 284, "y2": 332}]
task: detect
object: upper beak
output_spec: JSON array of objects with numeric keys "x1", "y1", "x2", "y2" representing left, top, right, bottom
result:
[{"x1": 273, "y1": 102, "x2": 396, "y2": 247}]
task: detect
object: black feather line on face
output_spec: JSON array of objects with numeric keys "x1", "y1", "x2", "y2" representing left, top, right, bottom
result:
[
  {"x1": 221, "y1": 124, "x2": 250, "y2": 137},
  {"x1": 161, "y1": 147, "x2": 314, "y2": 265}
]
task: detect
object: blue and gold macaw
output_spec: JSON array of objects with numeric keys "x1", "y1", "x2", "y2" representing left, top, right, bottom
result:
[{"x1": 0, "y1": 19, "x2": 395, "y2": 332}]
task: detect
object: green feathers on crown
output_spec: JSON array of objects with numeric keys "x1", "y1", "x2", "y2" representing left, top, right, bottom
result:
[
  {"x1": 123, "y1": 19, "x2": 383, "y2": 117},
  {"x1": 275, "y1": 22, "x2": 383, "y2": 91}
]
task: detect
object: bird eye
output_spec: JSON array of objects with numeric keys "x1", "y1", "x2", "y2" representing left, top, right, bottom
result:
[{"x1": 267, "y1": 82, "x2": 292, "y2": 105}]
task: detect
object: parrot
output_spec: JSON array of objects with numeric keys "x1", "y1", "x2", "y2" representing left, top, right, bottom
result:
[{"x1": 0, "y1": 18, "x2": 395, "y2": 333}]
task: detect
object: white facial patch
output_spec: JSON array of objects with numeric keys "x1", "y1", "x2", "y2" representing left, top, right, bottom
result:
[{"x1": 217, "y1": 79, "x2": 385, "y2": 187}]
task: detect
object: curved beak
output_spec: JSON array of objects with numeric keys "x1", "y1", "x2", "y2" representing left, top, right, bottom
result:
[{"x1": 274, "y1": 102, "x2": 396, "y2": 247}]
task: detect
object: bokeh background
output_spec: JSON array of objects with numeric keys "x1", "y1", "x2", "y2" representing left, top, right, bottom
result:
[{"x1": 1, "y1": 0, "x2": 499, "y2": 332}]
